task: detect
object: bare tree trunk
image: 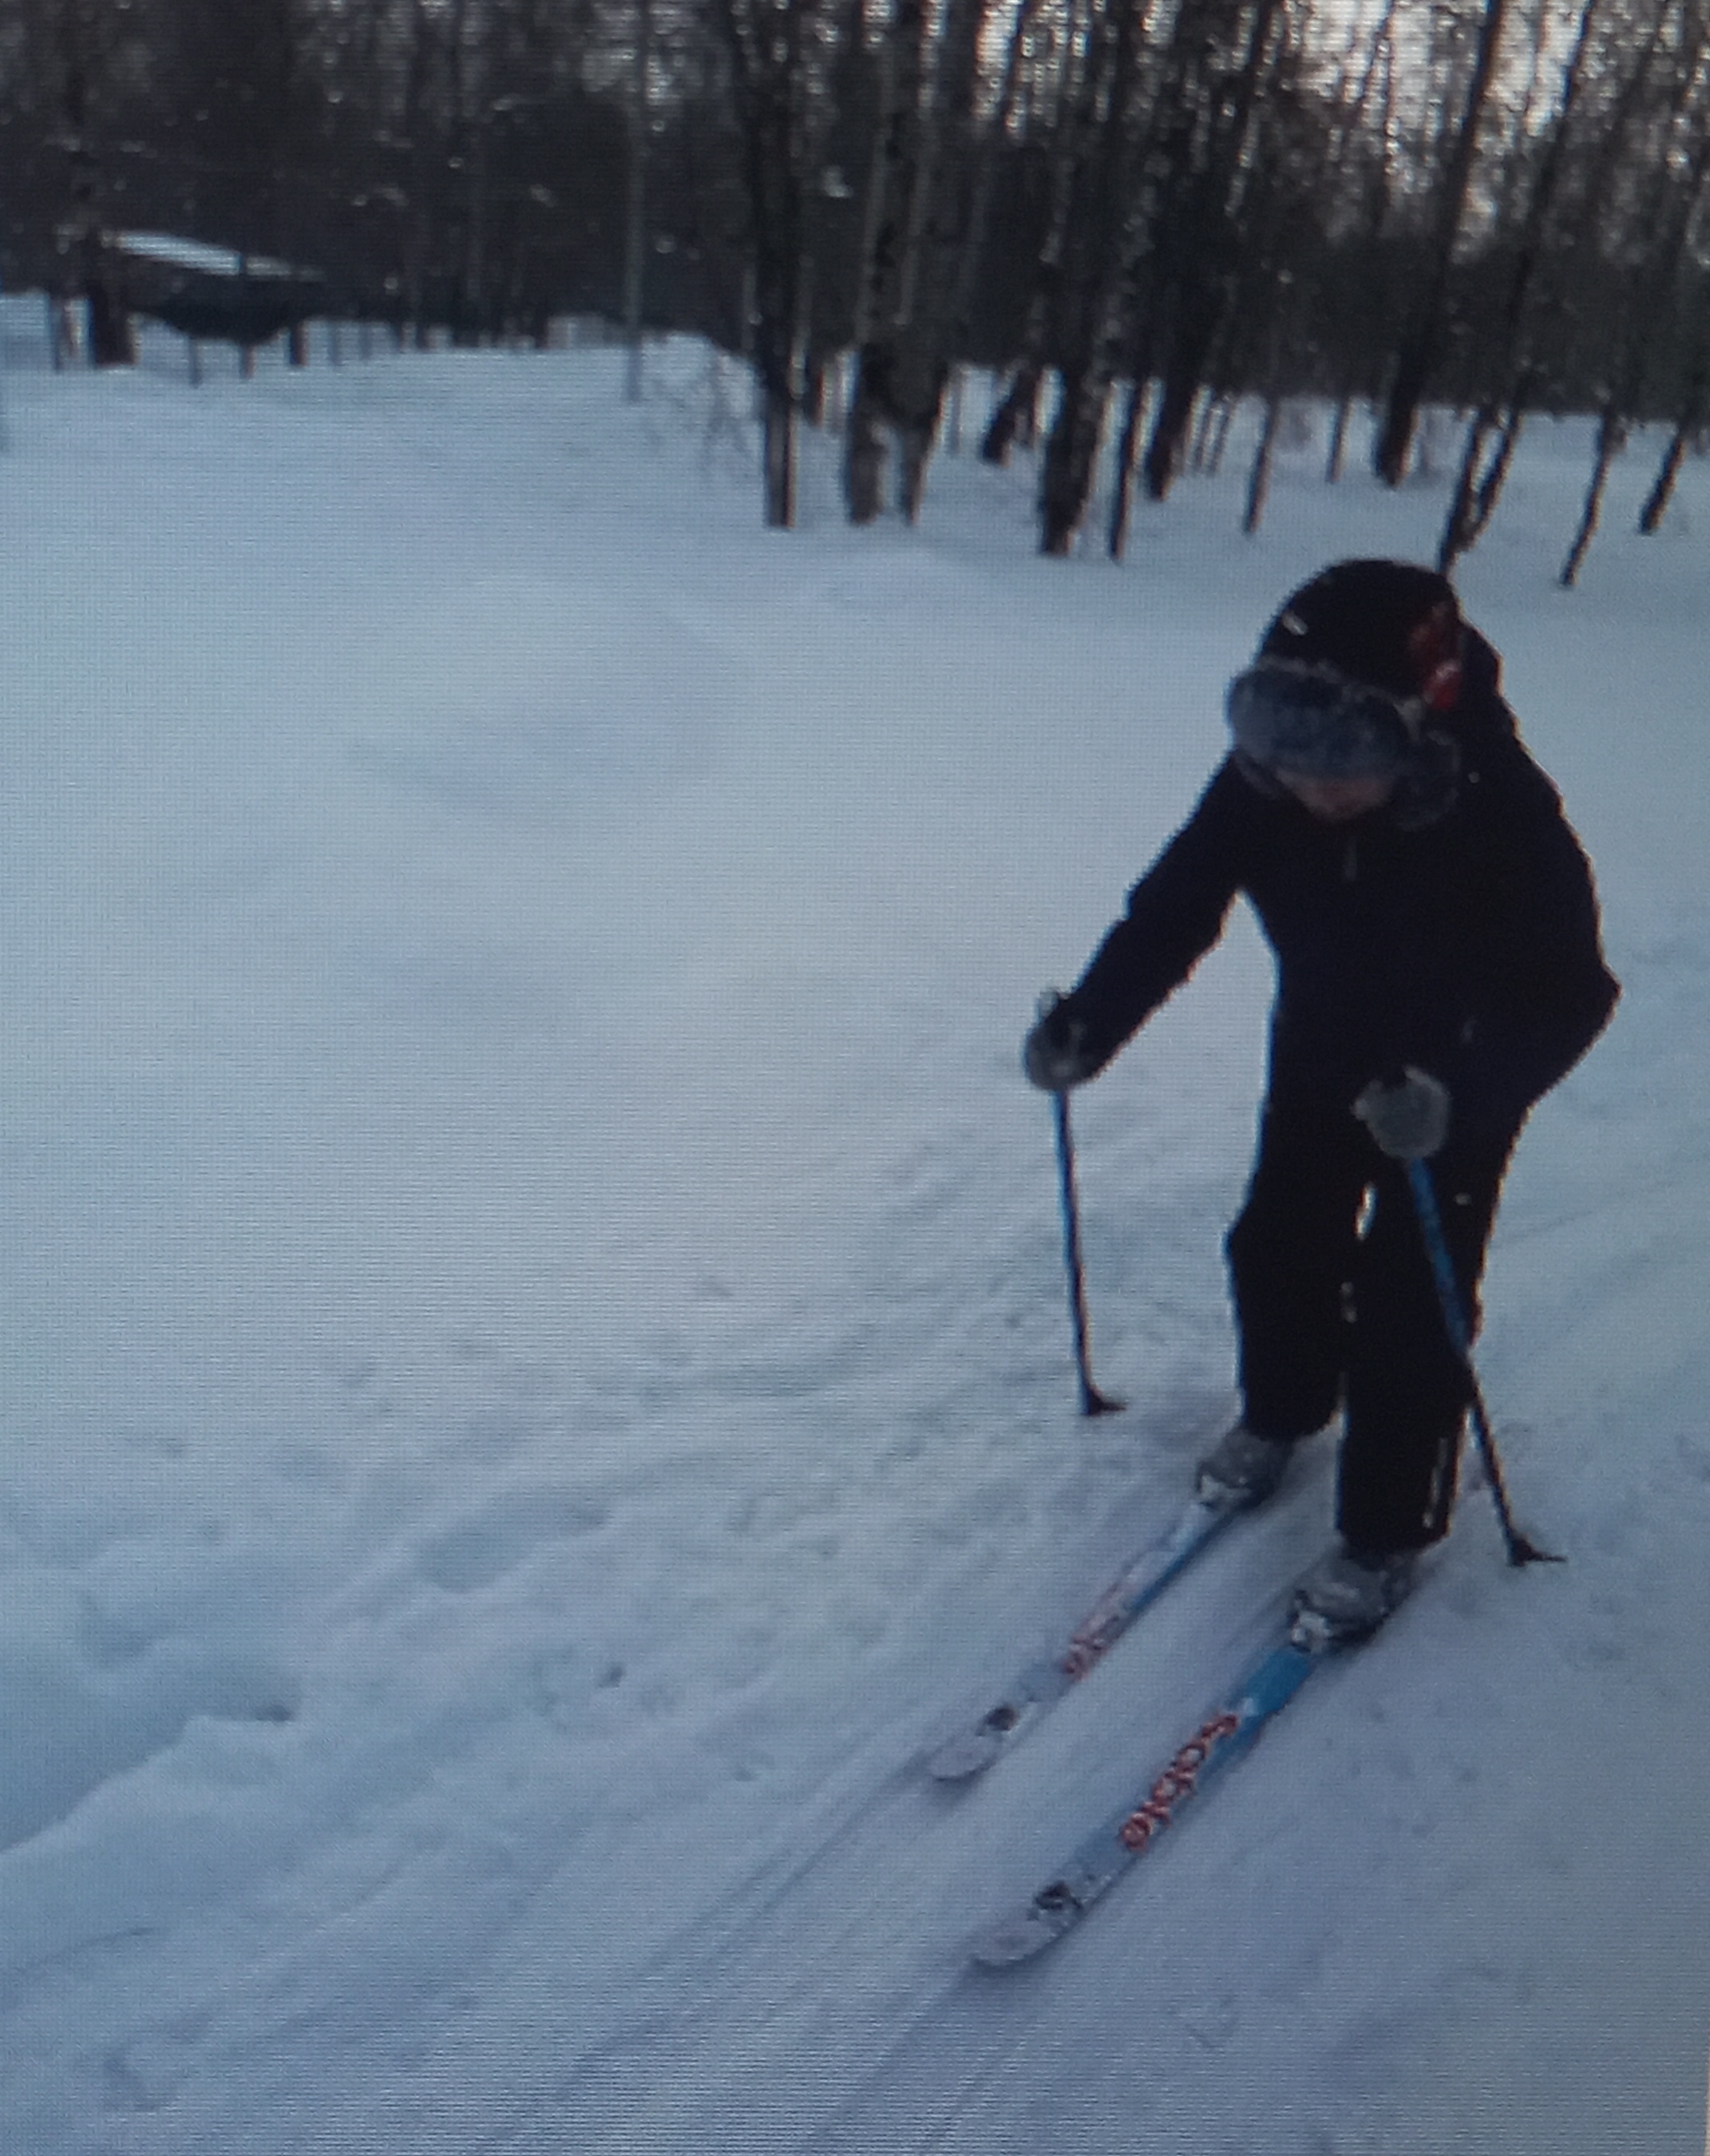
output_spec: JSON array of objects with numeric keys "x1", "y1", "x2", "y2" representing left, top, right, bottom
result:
[
  {"x1": 945, "y1": 365, "x2": 965, "y2": 452},
  {"x1": 441, "y1": 0, "x2": 489, "y2": 346},
  {"x1": 1638, "y1": 279, "x2": 1710, "y2": 533},
  {"x1": 1439, "y1": 394, "x2": 1526, "y2": 571},
  {"x1": 623, "y1": 0, "x2": 653, "y2": 402},
  {"x1": 1079, "y1": 0, "x2": 1285, "y2": 531},
  {"x1": 1205, "y1": 394, "x2": 1237, "y2": 476},
  {"x1": 1435, "y1": 0, "x2": 1600, "y2": 564},
  {"x1": 1141, "y1": 283, "x2": 1233, "y2": 501},
  {"x1": 47, "y1": 296, "x2": 73, "y2": 371},
  {"x1": 845, "y1": 0, "x2": 988, "y2": 522},
  {"x1": 1139, "y1": 364, "x2": 1197, "y2": 502},
  {"x1": 462, "y1": 116, "x2": 489, "y2": 343},
  {"x1": 1243, "y1": 394, "x2": 1281, "y2": 534},
  {"x1": 1559, "y1": 407, "x2": 1625, "y2": 587},
  {"x1": 1637, "y1": 427, "x2": 1690, "y2": 534},
  {"x1": 948, "y1": 0, "x2": 1040, "y2": 305},
  {"x1": 898, "y1": 411, "x2": 936, "y2": 520},
  {"x1": 1324, "y1": 395, "x2": 1352, "y2": 482},
  {"x1": 844, "y1": 383, "x2": 886, "y2": 517},
  {"x1": 845, "y1": 0, "x2": 925, "y2": 521},
  {"x1": 1373, "y1": 0, "x2": 1511, "y2": 486},
  {"x1": 800, "y1": 347, "x2": 828, "y2": 427},
  {"x1": 894, "y1": 0, "x2": 991, "y2": 518},
  {"x1": 1557, "y1": 39, "x2": 1710, "y2": 577},
  {"x1": 1440, "y1": 408, "x2": 1495, "y2": 571},
  {"x1": 1309, "y1": 9, "x2": 1398, "y2": 492},
  {"x1": 56, "y1": 3, "x2": 134, "y2": 370},
  {"x1": 1106, "y1": 375, "x2": 1152, "y2": 560},
  {"x1": 714, "y1": 0, "x2": 824, "y2": 529},
  {"x1": 1039, "y1": 0, "x2": 1170, "y2": 553},
  {"x1": 1638, "y1": 343, "x2": 1709, "y2": 533},
  {"x1": 85, "y1": 271, "x2": 136, "y2": 367},
  {"x1": 402, "y1": 0, "x2": 437, "y2": 347},
  {"x1": 983, "y1": 359, "x2": 1044, "y2": 463},
  {"x1": 1189, "y1": 387, "x2": 1222, "y2": 473},
  {"x1": 981, "y1": 0, "x2": 1094, "y2": 466},
  {"x1": 763, "y1": 375, "x2": 798, "y2": 528},
  {"x1": 820, "y1": 349, "x2": 847, "y2": 430}
]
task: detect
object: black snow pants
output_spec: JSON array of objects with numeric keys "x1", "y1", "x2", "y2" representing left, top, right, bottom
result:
[{"x1": 1225, "y1": 1082, "x2": 1519, "y2": 1556}]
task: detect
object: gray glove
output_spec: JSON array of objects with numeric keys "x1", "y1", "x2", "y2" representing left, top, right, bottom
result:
[
  {"x1": 1023, "y1": 999, "x2": 1097, "y2": 1092},
  {"x1": 1353, "y1": 1067, "x2": 1451, "y2": 1159}
]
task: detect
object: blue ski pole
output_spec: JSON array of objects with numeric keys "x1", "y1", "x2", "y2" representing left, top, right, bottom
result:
[{"x1": 1406, "y1": 1157, "x2": 1561, "y2": 1567}]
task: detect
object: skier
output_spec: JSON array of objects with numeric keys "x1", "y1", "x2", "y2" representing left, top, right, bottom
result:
[{"x1": 1023, "y1": 560, "x2": 1618, "y2": 1643}]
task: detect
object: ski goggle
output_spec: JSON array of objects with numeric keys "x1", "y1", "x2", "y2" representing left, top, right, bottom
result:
[{"x1": 1225, "y1": 659, "x2": 1423, "y2": 781}]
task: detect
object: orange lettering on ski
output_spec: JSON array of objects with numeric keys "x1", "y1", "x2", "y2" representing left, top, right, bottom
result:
[{"x1": 1116, "y1": 1710, "x2": 1240, "y2": 1850}]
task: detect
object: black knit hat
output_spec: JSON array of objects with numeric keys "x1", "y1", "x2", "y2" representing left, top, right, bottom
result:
[{"x1": 1258, "y1": 559, "x2": 1460, "y2": 696}]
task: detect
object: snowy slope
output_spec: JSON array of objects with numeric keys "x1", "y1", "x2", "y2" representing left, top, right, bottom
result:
[{"x1": 0, "y1": 316, "x2": 1706, "y2": 2154}]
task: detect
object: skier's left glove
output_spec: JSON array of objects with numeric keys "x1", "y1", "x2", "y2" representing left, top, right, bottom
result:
[
  {"x1": 1353, "y1": 1068, "x2": 1451, "y2": 1159},
  {"x1": 1023, "y1": 997, "x2": 1098, "y2": 1092}
]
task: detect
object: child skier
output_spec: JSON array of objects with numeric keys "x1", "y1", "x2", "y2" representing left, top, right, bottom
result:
[{"x1": 1023, "y1": 559, "x2": 1618, "y2": 1642}]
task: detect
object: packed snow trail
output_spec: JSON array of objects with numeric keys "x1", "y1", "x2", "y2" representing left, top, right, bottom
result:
[{"x1": 0, "y1": 316, "x2": 1705, "y2": 2153}]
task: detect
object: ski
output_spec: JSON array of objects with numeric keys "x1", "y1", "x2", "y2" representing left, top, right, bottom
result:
[
  {"x1": 924, "y1": 1499, "x2": 1239, "y2": 1782},
  {"x1": 969, "y1": 1634, "x2": 1324, "y2": 1967}
]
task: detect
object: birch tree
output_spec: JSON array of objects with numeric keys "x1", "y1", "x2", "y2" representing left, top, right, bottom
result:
[
  {"x1": 842, "y1": 0, "x2": 990, "y2": 520},
  {"x1": 1560, "y1": 13, "x2": 1710, "y2": 581},
  {"x1": 1132, "y1": 0, "x2": 1290, "y2": 507},
  {"x1": 714, "y1": 0, "x2": 842, "y2": 525},
  {"x1": 1435, "y1": 0, "x2": 1614, "y2": 567},
  {"x1": 1372, "y1": 0, "x2": 1514, "y2": 485},
  {"x1": 623, "y1": 0, "x2": 654, "y2": 396},
  {"x1": 980, "y1": 0, "x2": 1100, "y2": 465},
  {"x1": 38, "y1": 0, "x2": 142, "y2": 363}
]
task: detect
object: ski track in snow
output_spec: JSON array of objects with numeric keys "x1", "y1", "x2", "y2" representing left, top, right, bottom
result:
[{"x1": 0, "y1": 314, "x2": 1706, "y2": 2153}]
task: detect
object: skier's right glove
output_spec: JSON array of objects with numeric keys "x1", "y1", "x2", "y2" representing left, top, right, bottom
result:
[
  {"x1": 1353, "y1": 1067, "x2": 1451, "y2": 1159},
  {"x1": 1023, "y1": 997, "x2": 1097, "y2": 1092}
]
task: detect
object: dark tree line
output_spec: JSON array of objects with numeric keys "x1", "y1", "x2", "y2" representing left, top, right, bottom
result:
[{"x1": 2, "y1": 0, "x2": 1708, "y2": 569}]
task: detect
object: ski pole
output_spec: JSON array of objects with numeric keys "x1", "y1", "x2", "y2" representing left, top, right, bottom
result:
[
  {"x1": 1406, "y1": 1157, "x2": 1562, "y2": 1567},
  {"x1": 1051, "y1": 1084, "x2": 1124, "y2": 1418}
]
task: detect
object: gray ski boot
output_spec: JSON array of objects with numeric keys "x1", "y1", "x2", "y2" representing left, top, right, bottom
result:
[
  {"x1": 1194, "y1": 1422, "x2": 1294, "y2": 1512},
  {"x1": 1289, "y1": 1541, "x2": 1419, "y2": 1650}
]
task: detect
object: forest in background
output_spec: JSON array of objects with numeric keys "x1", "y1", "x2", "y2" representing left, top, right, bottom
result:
[{"x1": 2, "y1": 0, "x2": 1708, "y2": 569}]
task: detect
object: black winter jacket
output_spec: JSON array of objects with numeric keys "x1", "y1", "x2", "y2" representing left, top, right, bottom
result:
[{"x1": 1055, "y1": 632, "x2": 1619, "y2": 1143}]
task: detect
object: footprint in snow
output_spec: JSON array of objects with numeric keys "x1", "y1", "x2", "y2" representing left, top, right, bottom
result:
[{"x1": 417, "y1": 1484, "x2": 611, "y2": 1593}]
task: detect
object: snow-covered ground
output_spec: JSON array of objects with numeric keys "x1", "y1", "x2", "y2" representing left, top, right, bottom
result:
[{"x1": 1, "y1": 310, "x2": 1706, "y2": 2154}]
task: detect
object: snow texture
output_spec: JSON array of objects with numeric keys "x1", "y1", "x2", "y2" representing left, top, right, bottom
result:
[{"x1": 0, "y1": 312, "x2": 1705, "y2": 2154}]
